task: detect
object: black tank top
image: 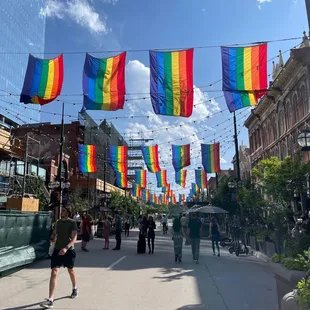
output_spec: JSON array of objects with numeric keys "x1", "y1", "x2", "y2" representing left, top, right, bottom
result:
[{"x1": 211, "y1": 223, "x2": 219, "y2": 235}]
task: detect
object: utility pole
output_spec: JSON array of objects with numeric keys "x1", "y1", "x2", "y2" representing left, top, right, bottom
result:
[
  {"x1": 306, "y1": 0, "x2": 310, "y2": 35},
  {"x1": 57, "y1": 102, "x2": 65, "y2": 220},
  {"x1": 233, "y1": 111, "x2": 241, "y2": 181},
  {"x1": 22, "y1": 133, "x2": 29, "y2": 197}
]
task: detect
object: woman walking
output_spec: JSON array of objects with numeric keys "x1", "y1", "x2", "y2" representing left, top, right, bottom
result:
[
  {"x1": 81, "y1": 214, "x2": 91, "y2": 252},
  {"x1": 125, "y1": 215, "x2": 130, "y2": 237},
  {"x1": 210, "y1": 217, "x2": 220, "y2": 257},
  {"x1": 103, "y1": 216, "x2": 111, "y2": 250},
  {"x1": 147, "y1": 216, "x2": 156, "y2": 254},
  {"x1": 172, "y1": 217, "x2": 183, "y2": 262}
]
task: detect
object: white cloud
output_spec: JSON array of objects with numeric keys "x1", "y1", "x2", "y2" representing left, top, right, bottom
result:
[
  {"x1": 257, "y1": 0, "x2": 272, "y2": 9},
  {"x1": 123, "y1": 60, "x2": 221, "y2": 195},
  {"x1": 44, "y1": 0, "x2": 109, "y2": 34}
]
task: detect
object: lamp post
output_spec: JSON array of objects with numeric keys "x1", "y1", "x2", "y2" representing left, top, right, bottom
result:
[
  {"x1": 297, "y1": 129, "x2": 310, "y2": 151},
  {"x1": 228, "y1": 179, "x2": 244, "y2": 225}
]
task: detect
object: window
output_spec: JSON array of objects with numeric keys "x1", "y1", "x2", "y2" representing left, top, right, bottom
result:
[
  {"x1": 293, "y1": 94, "x2": 298, "y2": 123},
  {"x1": 301, "y1": 86, "x2": 308, "y2": 116},
  {"x1": 279, "y1": 110, "x2": 285, "y2": 136},
  {"x1": 273, "y1": 117, "x2": 277, "y2": 140}
]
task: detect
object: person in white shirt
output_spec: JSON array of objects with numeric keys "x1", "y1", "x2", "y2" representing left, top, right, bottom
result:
[{"x1": 73, "y1": 213, "x2": 80, "y2": 222}]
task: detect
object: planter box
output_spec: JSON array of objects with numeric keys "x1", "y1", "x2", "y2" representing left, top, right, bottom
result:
[
  {"x1": 6, "y1": 198, "x2": 39, "y2": 212},
  {"x1": 269, "y1": 262, "x2": 306, "y2": 309},
  {"x1": 281, "y1": 290, "x2": 310, "y2": 310}
]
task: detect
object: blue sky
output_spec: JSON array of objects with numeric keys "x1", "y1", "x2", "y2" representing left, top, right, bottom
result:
[{"x1": 38, "y1": 0, "x2": 308, "y2": 196}]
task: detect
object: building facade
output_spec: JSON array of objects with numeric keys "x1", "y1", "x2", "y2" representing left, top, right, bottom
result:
[
  {"x1": 0, "y1": 0, "x2": 46, "y2": 125},
  {"x1": 244, "y1": 34, "x2": 310, "y2": 167},
  {"x1": 232, "y1": 146, "x2": 251, "y2": 180}
]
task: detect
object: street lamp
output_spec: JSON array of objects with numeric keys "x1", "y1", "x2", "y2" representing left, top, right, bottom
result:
[
  {"x1": 228, "y1": 180, "x2": 243, "y2": 189},
  {"x1": 297, "y1": 129, "x2": 310, "y2": 151}
]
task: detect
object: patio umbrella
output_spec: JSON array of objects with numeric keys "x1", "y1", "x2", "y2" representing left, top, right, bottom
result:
[{"x1": 188, "y1": 204, "x2": 229, "y2": 214}]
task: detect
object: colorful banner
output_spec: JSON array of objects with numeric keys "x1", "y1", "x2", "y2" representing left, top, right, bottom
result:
[
  {"x1": 156, "y1": 170, "x2": 168, "y2": 187},
  {"x1": 20, "y1": 54, "x2": 64, "y2": 105},
  {"x1": 78, "y1": 144, "x2": 97, "y2": 173},
  {"x1": 142, "y1": 189, "x2": 150, "y2": 202},
  {"x1": 162, "y1": 184, "x2": 170, "y2": 193},
  {"x1": 172, "y1": 144, "x2": 191, "y2": 171},
  {"x1": 179, "y1": 194, "x2": 185, "y2": 203},
  {"x1": 141, "y1": 145, "x2": 161, "y2": 173},
  {"x1": 135, "y1": 170, "x2": 147, "y2": 188},
  {"x1": 115, "y1": 171, "x2": 127, "y2": 188},
  {"x1": 132, "y1": 183, "x2": 141, "y2": 197},
  {"x1": 175, "y1": 170, "x2": 187, "y2": 188},
  {"x1": 195, "y1": 169, "x2": 208, "y2": 189},
  {"x1": 191, "y1": 183, "x2": 200, "y2": 195},
  {"x1": 83, "y1": 52, "x2": 126, "y2": 111},
  {"x1": 221, "y1": 44, "x2": 267, "y2": 112},
  {"x1": 150, "y1": 49, "x2": 194, "y2": 117},
  {"x1": 201, "y1": 143, "x2": 221, "y2": 173},
  {"x1": 109, "y1": 146, "x2": 127, "y2": 173}
]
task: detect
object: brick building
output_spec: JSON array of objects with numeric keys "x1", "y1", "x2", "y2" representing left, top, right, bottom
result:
[
  {"x1": 244, "y1": 34, "x2": 310, "y2": 167},
  {"x1": 232, "y1": 146, "x2": 251, "y2": 180}
]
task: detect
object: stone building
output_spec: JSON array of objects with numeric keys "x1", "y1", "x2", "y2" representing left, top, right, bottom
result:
[
  {"x1": 244, "y1": 34, "x2": 310, "y2": 167},
  {"x1": 232, "y1": 146, "x2": 251, "y2": 180}
]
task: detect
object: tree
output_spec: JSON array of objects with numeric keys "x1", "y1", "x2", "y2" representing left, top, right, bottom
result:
[
  {"x1": 211, "y1": 175, "x2": 239, "y2": 215},
  {"x1": 253, "y1": 155, "x2": 310, "y2": 209},
  {"x1": 68, "y1": 189, "x2": 89, "y2": 213},
  {"x1": 110, "y1": 191, "x2": 140, "y2": 215}
]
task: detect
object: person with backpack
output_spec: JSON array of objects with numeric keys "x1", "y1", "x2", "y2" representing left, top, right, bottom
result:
[{"x1": 210, "y1": 217, "x2": 221, "y2": 257}]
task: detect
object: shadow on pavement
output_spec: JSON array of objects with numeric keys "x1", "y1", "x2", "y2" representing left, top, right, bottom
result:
[{"x1": 2, "y1": 296, "x2": 70, "y2": 310}]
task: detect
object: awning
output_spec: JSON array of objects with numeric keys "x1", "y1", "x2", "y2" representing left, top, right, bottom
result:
[{"x1": 188, "y1": 204, "x2": 229, "y2": 214}]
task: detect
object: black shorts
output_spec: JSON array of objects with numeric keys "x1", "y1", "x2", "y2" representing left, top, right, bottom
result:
[
  {"x1": 51, "y1": 249, "x2": 76, "y2": 269},
  {"x1": 82, "y1": 233, "x2": 90, "y2": 242}
]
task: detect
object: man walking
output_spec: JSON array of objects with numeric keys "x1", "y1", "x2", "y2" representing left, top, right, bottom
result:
[
  {"x1": 188, "y1": 213, "x2": 202, "y2": 264},
  {"x1": 40, "y1": 205, "x2": 78, "y2": 309},
  {"x1": 113, "y1": 211, "x2": 122, "y2": 250}
]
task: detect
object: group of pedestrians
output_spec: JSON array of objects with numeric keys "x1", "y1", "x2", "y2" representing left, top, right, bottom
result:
[{"x1": 172, "y1": 213, "x2": 221, "y2": 264}]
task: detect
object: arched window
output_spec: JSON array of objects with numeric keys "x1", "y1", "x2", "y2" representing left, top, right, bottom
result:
[
  {"x1": 281, "y1": 142, "x2": 287, "y2": 160},
  {"x1": 279, "y1": 110, "x2": 285, "y2": 136},
  {"x1": 293, "y1": 94, "x2": 298, "y2": 123},
  {"x1": 257, "y1": 128, "x2": 261, "y2": 146},
  {"x1": 273, "y1": 116, "x2": 278, "y2": 140},
  {"x1": 301, "y1": 85, "x2": 308, "y2": 116}
]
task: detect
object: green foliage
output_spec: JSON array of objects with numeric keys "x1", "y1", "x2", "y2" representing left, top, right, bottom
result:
[
  {"x1": 211, "y1": 175, "x2": 238, "y2": 214},
  {"x1": 282, "y1": 257, "x2": 305, "y2": 271},
  {"x1": 271, "y1": 253, "x2": 283, "y2": 263},
  {"x1": 25, "y1": 174, "x2": 49, "y2": 211},
  {"x1": 110, "y1": 191, "x2": 139, "y2": 215},
  {"x1": 295, "y1": 249, "x2": 310, "y2": 272},
  {"x1": 68, "y1": 189, "x2": 89, "y2": 213},
  {"x1": 286, "y1": 235, "x2": 310, "y2": 258},
  {"x1": 297, "y1": 278, "x2": 310, "y2": 308},
  {"x1": 253, "y1": 155, "x2": 310, "y2": 207}
]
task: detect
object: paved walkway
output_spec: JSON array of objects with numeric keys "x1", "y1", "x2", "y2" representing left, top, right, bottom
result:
[{"x1": 0, "y1": 229, "x2": 278, "y2": 310}]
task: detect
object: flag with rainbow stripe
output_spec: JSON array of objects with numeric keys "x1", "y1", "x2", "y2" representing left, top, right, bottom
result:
[
  {"x1": 201, "y1": 143, "x2": 221, "y2": 173},
  {"x1": 150, "y1": 49, "x2": 194, "y2": 117},
  {"x1": 175, "y1": 170, "x2": 187, "y2": 188},
  {"x1": 141, "y1": 145, "x2": 161, "y2": 173},
  {"x1": 109, "y1": 146, "x2": 127, "y2": 173},
  {"x1": 20, "y1": 54, "x2": 64, "y2": 105},
  {"x1": 172, "y1": 144, "x2": 191, "y2": 171},
  {"x1": 156, "y1": 170, "x2": 168, "y2": 187},
  {"x1": 195, "y1": 169, "x2": 208, "y2": 189},
  {"x1": 83, "y1": 52, "x2": 126, "y2": 111},
  {"x1": 78, "y1": 144, "x2": 97, "y2": 173},
  {"x1": 135, "y1": 170, "x2": 147, "y2": 188},
  {"x1": 221, "y1": 44, "x2": 267, "y2": 112},
  {"x1": 132, "y1": 183, "x2": 141, "y2": 197},
  {"x1": 115, "y1": 171, "x2": 127, "y2": 188},
  {"x1": 191, "y1": 183, "x2": 200, "y2": 195}
]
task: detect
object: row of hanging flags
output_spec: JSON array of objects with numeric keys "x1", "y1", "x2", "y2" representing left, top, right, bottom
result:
[
  {"x1": 77, "y1": 142, "x2": 220, "y2": 204},
  {"x1": 20, "y1": 44, "x2": 268, "y2": 113}
]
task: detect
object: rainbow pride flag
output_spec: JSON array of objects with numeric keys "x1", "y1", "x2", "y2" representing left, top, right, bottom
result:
[
  {"x1": 175, "y1": 170, "x2": 187, "y2": 188},
  {"x1": 162, "y1": 184, "x2": 170, "y2": 193},
  {"x1": 201, "y1": 143, "x2": 221, "y2": 173},
  {"x1": 132, "y1": 183, "x2": 141, "y2": 197},
  {"x1": 156, "y1": 170, "x2": 168, "y2": 187},
  {"x1": 83, "y1": 52, "x2": 126, "y2": 111},
  {"x1": 109, "y1": 146, "x2": 127, "y2": 173},
  {"x1": 141, "y1": 145, "x2": 161, "y2": 173},
  {"x1": 172, "y1": 144, "x2": 191, "y2": 171},
  {"x1": 115, "y1": 171, "x2": 127, "y2": 188},
  {"x1": 135, "y1": 170, "x2": 147, "y2": 188},
  {"x1": 172, "y1": 195, "x2": 177, "y2": 205},
  {"x1": 179, "y1": 194, "x2": 185, "y2": 203},
  {"x1": 221, "y1": 44, "x2": 267, "y2": 112},
  {"x1": 20, "y1": 54, "x2": 64, "y2": 105},
  {"x1": 142, "y1": 189, "x2": 150, "y2": 202},
  {"x1": 78, "y1": 144, "x2": 97, "y2": 173},
  {"x1": 150, "y1": 49, "x2": 194, "y2": 117},
  {"x1": 192, "y1": 183, "x2": 200, "y2": 195},
  {"x1": 195, "y1": 170, "x2": 208, "y2": 189}
]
